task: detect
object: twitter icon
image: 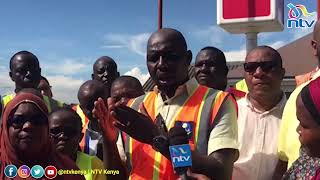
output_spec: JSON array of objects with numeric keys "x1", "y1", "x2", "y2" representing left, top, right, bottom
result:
[{"x1": 31, "y1": 165, "x2": 44, "y2": 178}]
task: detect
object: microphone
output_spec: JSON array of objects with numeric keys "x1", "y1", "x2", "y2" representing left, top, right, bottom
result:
[{"x1": 168, "y1": 125, "x2": 192, "y2": 180}]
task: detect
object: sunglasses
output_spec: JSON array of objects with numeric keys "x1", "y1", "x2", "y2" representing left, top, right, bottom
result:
[
  {"x1": 8, "y1": 114, "x2": 48, "y2": 127},
  {"x1": 49, "y1": 127, "x2": 80, "y2": 138},
  {"x1": 243, "y1": 61, "x2": 279, "y2": 73}
]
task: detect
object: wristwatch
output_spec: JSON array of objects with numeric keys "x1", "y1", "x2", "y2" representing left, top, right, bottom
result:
[{"x1": 152, "y1": 135, "x2": 169, "y2": 152}]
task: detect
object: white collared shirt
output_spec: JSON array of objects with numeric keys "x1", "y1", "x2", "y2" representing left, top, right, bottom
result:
[{"x1": 233, "y1": 93, "x2": 287, "y2": 180}]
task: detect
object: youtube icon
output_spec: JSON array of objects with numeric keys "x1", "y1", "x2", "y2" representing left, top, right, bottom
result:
[{"x1": 44, "y1": 166, "x2": 57, "y2": 179}]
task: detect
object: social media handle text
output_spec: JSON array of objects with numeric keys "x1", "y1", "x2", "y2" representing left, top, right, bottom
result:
[{"x1": 57, "y1": 169, "x2": 120, "y2": 176}]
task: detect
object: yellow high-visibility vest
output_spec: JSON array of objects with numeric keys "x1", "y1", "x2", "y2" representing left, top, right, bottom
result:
[{"x1": 1, "y1": 93, "x2": 65, "y2": 112}]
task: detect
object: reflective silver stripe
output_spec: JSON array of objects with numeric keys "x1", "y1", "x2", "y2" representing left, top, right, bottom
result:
[
  {"x1": 125, "y1": 94, "x2": 147, "y2": 173},
  {"x1": 130, "y1": 94, "x2": 146, "y2": 111},
  {"x1": 196, "y1": 89, "x2": 219, "y2": 155},
  {"x1": 124, "y1": 133, "x2": 132, "y2": 174}
]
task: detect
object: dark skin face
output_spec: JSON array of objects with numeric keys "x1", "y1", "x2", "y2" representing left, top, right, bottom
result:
[
  {"x1": 111, "y1": 81, "x2": 144, "y2": 104},
  {"x1": 49, "y1": 111, "x2": 83, "y2": 160},
  {"x1": 38, "y1": 79, "x2": 53, "y2": 98},
  {"x1": 195, "y1": 49, "x2": 227, "y2": 90},
  {"x1": 92, "y1": 57, "x2": 120, "y2": 89},
  {"x1": 296, "y1": 94, "x2": 320, "y2": 157},
  {"x1": 245, "y1": 49, "x2": 285, "y2": 100},
  {"x1": 78, "y1": 81, "x2": 109, "y2": 133},
  {"x1": 146, "y1": 29, "x2": 192, "y2": 98},
  {"x1": 8, "y1": 103, "x2": 48, "y2": 159},
  {"x1": 10, "y1": 54, "x2": 41, "y2": 93},
  {"x1": 79, "y1": 92, "x2": 98, "y2": 121}
]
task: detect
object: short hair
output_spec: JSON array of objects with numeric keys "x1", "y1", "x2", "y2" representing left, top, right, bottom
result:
[
  {"x1": 10, "y1": 51, "x2": 39, "y2": 70},
  {"x1": 198, "y1": 46, "x2": 228, "y2": 73},
  {"x1": 93, "y1": 56, "x2": 117, "y2": 71},
  {"x1": 248, "y1": 45, "x2": 283, "y2": 67},
  {"x1": 49, "y1": 107, "x2": 83, "y2": 129},
  {"x1": 41, "y1": 76, "x2": 50, "y2": 85},
  {"x1": 78, "y1": 80, "x2": 109, "y2": 101},
  {"x1": 111, "y1": 75, "x2": 143, "y2": 90}
]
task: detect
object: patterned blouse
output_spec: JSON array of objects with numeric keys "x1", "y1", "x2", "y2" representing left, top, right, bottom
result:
[{"x1": 283, "y1": 149, "x2": 320, "y2": 180}]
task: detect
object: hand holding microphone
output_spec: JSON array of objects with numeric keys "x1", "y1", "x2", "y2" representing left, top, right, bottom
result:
[{"x1": 168, "y1": 125, "x2": 192, "y2": 180}]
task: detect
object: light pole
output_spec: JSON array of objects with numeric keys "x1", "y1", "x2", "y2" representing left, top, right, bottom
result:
[{"x1": 158, "y1": 0, "x2": 163, "y2": 30}]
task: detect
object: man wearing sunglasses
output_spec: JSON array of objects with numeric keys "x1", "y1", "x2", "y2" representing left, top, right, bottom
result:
[{"x1": 233, "y1": 46, "x2": 286, "y2": 180}]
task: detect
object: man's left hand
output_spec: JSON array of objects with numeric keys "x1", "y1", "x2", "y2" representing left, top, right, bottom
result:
[
  {"x1": 108, "y1": 98, "x2": 160, "y2": 145},
  {"x1": 93, "y1": 98, "x2": 118, "y2": 144}
]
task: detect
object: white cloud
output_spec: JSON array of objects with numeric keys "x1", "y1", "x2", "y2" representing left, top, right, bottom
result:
[
  {"x1": 193, "y1": 25, "x2": 227, "y2": 45},
  {"x1": 223, "y1": 41, "x2": 285, "y2": 62},
  {"x1": 124, "y1": 67, "x2": 150, "y2": 85},
  {"x1": 47, "y1": 75, "x2": 84, "y2": 104},
  {"x1": 0, "y1": 68, "x2": 83, "y2": 103},
  {"x1": 225, "y1": 49, "x2": 246, "y2": 62},
  {"x1": 101, "y1": 45, "x2": 125, "y2": 49},
  {"x1": 0, "y1": 66, "x2": 14, "y2": 95},
  {"x1": 103, "y1": 33, "x2": 151, "y2": 56},
  {"x1": 43, "y1": 59, "x2": 88, "y2": 75}
]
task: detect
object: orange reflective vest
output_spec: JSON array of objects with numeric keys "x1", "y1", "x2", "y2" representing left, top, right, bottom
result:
[
  {"x1": 295, "y1": 67, "x2": 319, "y2": 87},
  {"x1": 72, "y1": 105, "x2": 90, "y2": 153},
  {"x1": 124, "y1": 85, "x2": 232, "y2": 180}
]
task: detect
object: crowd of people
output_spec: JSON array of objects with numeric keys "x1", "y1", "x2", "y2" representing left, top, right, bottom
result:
[{"x1": 1, "y1": 21, "x2": 320, "y2": 180}]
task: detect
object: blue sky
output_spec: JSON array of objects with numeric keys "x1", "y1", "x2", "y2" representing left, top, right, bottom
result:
[{"x1": 0, "y1": 0, "x2": 317, "y2": 103}]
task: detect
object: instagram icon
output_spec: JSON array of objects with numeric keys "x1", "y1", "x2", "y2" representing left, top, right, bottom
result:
[{"x1": 18, "y1": 165, "x2": 31, "y2": 178}]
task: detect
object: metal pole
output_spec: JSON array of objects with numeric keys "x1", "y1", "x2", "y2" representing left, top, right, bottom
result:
[
  {"x1": 318, "y1": 0, "x2": 320, "y2": 20},
  {"x1": 158, "y1": 0, "x2": 163, "y2": 29},
  {"x1": 246, "y1": 32, "x2": 258, "y2": 54}
]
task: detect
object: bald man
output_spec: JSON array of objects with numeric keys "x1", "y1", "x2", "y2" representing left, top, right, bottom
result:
[
  {"x1": 110, "y1": 75, "x2": 144, "y2": 104},
  {"x1": 233, "y1": 46, "x2": 286, "y2": 180},
  {"x1": 92, "y1": 56, "x2": 120, "y2": 94},
  {"x1": 274, "y1": 21, "x2": 320, "y2": 179},
  {"x1": 1, "y1": 51, "x2": 65, "y2": 112},
  {"x1": 73, "y1": 80, "x2": 109, "y2": 160},
  {"x1": 106, "y1": 28, "x2": 239, "y2": 180},
  {"x1": 73, "y1": 80, "x2": 127, "y2": 179}
]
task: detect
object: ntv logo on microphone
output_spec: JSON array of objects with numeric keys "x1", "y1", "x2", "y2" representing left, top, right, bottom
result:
[
  {"x1": 169, "y1": 144, "x2": 192, "y2": 168},
  {"x1": 287, "y1": 3, "x2": 316, "y2": 28}
]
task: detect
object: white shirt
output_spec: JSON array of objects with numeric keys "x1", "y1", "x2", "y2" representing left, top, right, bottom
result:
[{"x1": 232, "y1": 93, "x2": 287, "y2": 180}]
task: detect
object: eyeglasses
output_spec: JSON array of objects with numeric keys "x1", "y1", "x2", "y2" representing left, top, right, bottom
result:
[
  {"x1": 243, "y1": 61, "x2": 279, "y2": 73},
  {"x1": 49, "y1": 127, "x2": 79, "y2": 138},
  {"x1": 8, "y1": 114, "x2": 48, "y2": 127}
]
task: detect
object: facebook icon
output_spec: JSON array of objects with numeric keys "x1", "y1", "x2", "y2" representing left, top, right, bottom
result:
[{"x1": 4, "y1": 165, "x2": 17, "y2": 178}]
